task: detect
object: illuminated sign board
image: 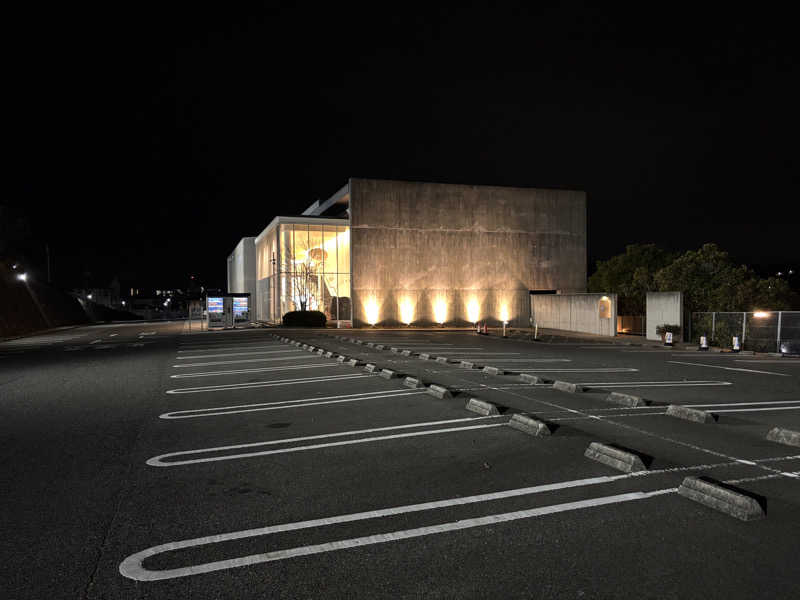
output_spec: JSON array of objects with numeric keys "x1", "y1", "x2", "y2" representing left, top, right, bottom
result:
[
  {"x1": 207, "y1": 297, "x2": 223, "y2": 313},
  {"x1": 233, "y1": 297, "x2": 248, "y2": 315}
]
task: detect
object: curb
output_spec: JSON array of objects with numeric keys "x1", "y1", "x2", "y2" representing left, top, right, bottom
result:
[
  {"x1": 766, "y1": 427, "x2": 800, "y2": 447},
  {"x1": 507, "y1": 414, "x2": 550, "y2": 436},
  {"x1": 677, "y1": 476, "x2": 765, "y2": 521},
  {"x1": 665, "y1": 405, "x2": 716, "y2": 423},
  {"x1": 553, "y1": 380, "x2": 585, "y2": 393},
  {"x1": 465, "y1": 398, "x2": 499, "y2": 416},
  {"x1": 604, "y1": 392, "x2": 645, "y2": 408},
  {"x1": 584, "y1": 442, "x2": 647, "y2": 473}
]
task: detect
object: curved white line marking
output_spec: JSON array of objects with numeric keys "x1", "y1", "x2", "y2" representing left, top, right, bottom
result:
[
  {"x1": 147, "y1": 422, "x2": 505, "y2": 466},
  {"x1": 119, "y1": 489, "x2": 673, "y2": 581},
  {"x1": 165, "y1": 374, "x2": 370, "y2": 394},
  {"x1": 668, "y1": 360, "x2": 791, "y2": 376},
  {"x1": 160, "y1": 390, "x2": 425, "y2": 419},
  {"x1": 170, "y1": 363, "x2": 337, "y2": 378}
]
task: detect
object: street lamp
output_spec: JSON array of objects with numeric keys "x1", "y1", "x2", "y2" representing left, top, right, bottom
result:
[{"x1": 17, "y1": 273, "x2": 27, "y2": 282}]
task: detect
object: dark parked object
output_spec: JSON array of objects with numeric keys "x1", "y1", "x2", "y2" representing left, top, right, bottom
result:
[
  {"x1": 779, "y1": 340, "x2": 800, "y2": 356},
  {"x1": 282, "y1": 310, "x2": 327, "y2": 327}
]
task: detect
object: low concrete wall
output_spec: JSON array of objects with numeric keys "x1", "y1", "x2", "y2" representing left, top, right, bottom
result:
[
  {"x1": 646, "y1": 291, "x2": 683, "y2": 341},
  {"x1": 531, "y1": 293, "x2": 617, "y2": 337}
]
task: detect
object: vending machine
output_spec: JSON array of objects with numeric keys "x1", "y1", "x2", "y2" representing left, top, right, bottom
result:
[{"x1": 207, "y1": 296, "x2": 224, "y2": 328}]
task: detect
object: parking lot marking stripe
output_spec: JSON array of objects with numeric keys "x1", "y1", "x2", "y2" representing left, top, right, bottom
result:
[
  {"x1": 153, "y1": 415, "x2": 502, "y2": 459},
  {"x1": 170, "y1": 363, "x2": 339, "y2": 379},
  {"x1": 559, "y1": 381, "x2": 732, "y2": 388},
  {"x1": 166, "y1": 374, "x2": 371, "y2": 394},
  {"x1": 178, "y1": 344, "x2": 285, "y2": 352},
  {"x1": 516, "y1": 368, "x2": 638, "y2": 373},
  {"x1": 176, "y1": 350, "x2": 305, "y2": 360},
  {"x1": 160, "y1": 390, "x2": 427, "y2": 419},
  {"x1": 668, "y1": 360, "x2": 791, "y2": 376},
  {"x1": 147, "y1": 422, "x2": 507, "y2": 466},
  {"x1": 736, "y1": 360, "x2": 800, "y2": 364},
  {"x1": 712, "y1": 405, "x2": 800, "y2": 413},
  {"x1": 120, "y1": 490, "x2": 675, "y2": 581},
  {"x1": 173, "y1": 356, "x2": 315, "y2": 368}
]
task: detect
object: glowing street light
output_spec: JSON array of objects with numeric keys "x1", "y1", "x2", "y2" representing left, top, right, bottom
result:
[
  {"x1": 753, "y1": 311, "x2": 769, "y2": 318},
  {"x1": 17, "y1": 273, "x2": 27, "y2": 281},
  {"x1": 87, "y1": 294, "x2": 93, "y2": 300}
]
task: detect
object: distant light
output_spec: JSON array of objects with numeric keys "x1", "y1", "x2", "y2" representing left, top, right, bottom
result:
[
  {"x1": 17, "y1": 273, "x2": 27, "y2": 281},
  {"x1": 87, "y1": 294, "x2": 92, "y2": 299},
  {"x1": 499, "y1": 304, "x2": 510, "y2": 324},
  {"x1": 601, "y1": 296, "x2": 609, "y2": 301},
  {"x1": 753, "y1": 311, "x2": 769, "y2": 318},
  {"x1": 777, "y1": 271, "x2": 783, "y2": 276},
  {"x1": 790, "y1": 269, "x2": 795, "y2": 275},
  {"x1": 364, "y1": 296, "x2": 379, "y2": 325},
  {"x1": 121, "y1": 301, "x2": 126, "y2": 306},
  {"x1": 12, "y1": 264, "x2": 17, "y2": 270}
]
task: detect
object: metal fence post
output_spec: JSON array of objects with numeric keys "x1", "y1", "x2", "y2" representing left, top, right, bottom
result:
[
  {"x1": 742, "y1": 312, "x2": 747, "y2": 345},
  {"x1": 777, "y1": 311, "x2": 782, "y2": 353},
  {"x1": 711, "y1": 312, "x2": 716, "y2": 341}
]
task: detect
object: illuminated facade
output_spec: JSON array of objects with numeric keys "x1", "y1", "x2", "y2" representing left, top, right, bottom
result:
[{"x1": 228, "y1": 178, "x2": 586, "y2": 327}]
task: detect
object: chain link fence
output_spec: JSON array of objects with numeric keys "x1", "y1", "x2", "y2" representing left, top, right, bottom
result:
[{"x1": 690, "y1": 311, "x2": 800, "y2": 352}]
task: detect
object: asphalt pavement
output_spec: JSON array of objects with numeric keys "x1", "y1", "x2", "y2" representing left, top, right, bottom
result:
[{"x1": 1, "y1": 323, "x2": 798, "y2": 599}]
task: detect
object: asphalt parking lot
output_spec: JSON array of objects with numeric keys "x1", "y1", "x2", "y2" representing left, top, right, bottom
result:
[{"x1": 2, "y1": 324, "x2": 799, "y2": 599}]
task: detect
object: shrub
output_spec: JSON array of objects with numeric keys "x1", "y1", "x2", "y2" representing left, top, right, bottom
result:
[{"x1": 282, "y1": 310, "x2": 327, "y2": 327}]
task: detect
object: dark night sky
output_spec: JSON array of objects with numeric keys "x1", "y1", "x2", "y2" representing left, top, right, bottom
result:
[{"x1": 11, "y1": 3, "x2": 800, "y2": 291}]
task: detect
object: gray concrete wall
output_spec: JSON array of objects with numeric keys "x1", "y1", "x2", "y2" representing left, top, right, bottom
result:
[
  {"x1": 226, "y1": 237, "x2": 257, "y2": 303},
  {"x1": 646, "y1": 291, "x2": 683, "y2": 341},
  {"x1": 531, "y1": 293, "x2": 617, "y2": 336},
  {"x1": 350, "y1": 179, "x2": 586, "y2": 327}
]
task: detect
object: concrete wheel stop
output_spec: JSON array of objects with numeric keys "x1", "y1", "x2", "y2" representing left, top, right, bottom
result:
[
  {"x1": 507, "y1": 414, "x2": 551, "y2": 436},
  {"x1": 427, "y1": 384, "x2": 454, "y2": 399},
  {"x1": 766, "y1": 427, "x2": 800, "y2": 447},
  {"x1": 677, "y1": 476, "x2": 765, "y2": 521},
  {"x1": 553, "y1": 380, "x2": 586, "y2": 393},
  {"x1": 584, "y1": 442, "x2": 647, "y2": 473},
  {"x1": 465, "y1": 398, "x2": 500, "y2": 416},
  {"x1": 665, "y1": 405, "x2": 717, "y2": 423},
  {"x1": 520, "y1": 374, "x2": 551, "y2": 384},
  {"x1": 404, "y1": 376, "x2": 424, "y2": 389},
  {"x1": 605, "y1": 392, "x2": 646, "y2": 407}
]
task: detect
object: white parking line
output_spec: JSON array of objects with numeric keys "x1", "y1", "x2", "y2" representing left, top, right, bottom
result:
[
  {"x1": 516, "y1": 368, "x2": 638, "y2": 373},
  {"x1": 148, "y1": 416, "x2": 505, "y2": 466},
  {"x1": 736, "y1": 360, "x2": 800, "y2": 365},
  {"x1": 90, "y1": 339, "x2": 102, "y2": 344},
  {"x1": 175, "y1": 350, "x2": 304, "y2": 360},
  {"x1": 173, "y1": 356, "x2": 316, "y2": 368},
  {"x1": 170, "y1": 364, "x2": 341, "y2": 379},
  {"x1": 178, "y1": 344, "x2": 284, "y2": 352},
  {"x1": 478, "y1": 359, "x2": 571, "y2": 363},
  {"x1": 119, "y1": 451, "x2": 800, "y2": 581},
  {"x1": 160, "y1": 390, "x2": 427, "y2": 419},
  {"x1": 109, "y1": 333, "x2": 118, "y2": 337},
  {"x1": 712, "y1": 405, "x2": 800, "y2": 414},
  {"x1": 119, "y1": 489, "x2": 672, "y2": 581},
  {"x1": 166, "y1": 374, "x2": 371, "y2": 394},
  {"x1": 147, "y1": 423, "x2": 506, "y2": 466},
  {"x1": 668, "y1": 360, "x2": 791, "y2": 376},
  {"x1": 537, "y1": 380, "x2": 733, "y2": 388}
]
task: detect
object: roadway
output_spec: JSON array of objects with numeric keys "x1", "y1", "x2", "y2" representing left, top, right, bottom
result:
[{"x1": 1, "y1": 324, "x2": 798, "y2": 598}]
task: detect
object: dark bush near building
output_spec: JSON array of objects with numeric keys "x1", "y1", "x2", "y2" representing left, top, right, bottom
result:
[{"x1": 282, "y1": 310, "x2": 327, "y2": 327}]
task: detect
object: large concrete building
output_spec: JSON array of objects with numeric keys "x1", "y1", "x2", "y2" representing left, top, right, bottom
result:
[{"x1": 227, "y1": 178, "x2": 587, "y2": 328}]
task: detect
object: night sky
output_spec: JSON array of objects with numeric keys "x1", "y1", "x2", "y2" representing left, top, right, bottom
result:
[{"x1": 12, "y1": 4, "x2": 800, "y2": 292}]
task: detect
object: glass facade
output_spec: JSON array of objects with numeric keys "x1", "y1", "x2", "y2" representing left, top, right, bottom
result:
[{"x1": 256, "y1": 220, "x2": 350, "y2": 323}]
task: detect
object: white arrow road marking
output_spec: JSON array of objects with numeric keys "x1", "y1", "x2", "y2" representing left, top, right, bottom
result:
[{"x1": 668, "y1": 360, "x2": 791, "y2": 376}]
